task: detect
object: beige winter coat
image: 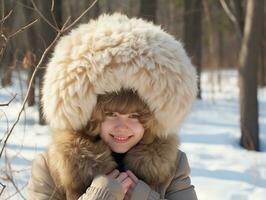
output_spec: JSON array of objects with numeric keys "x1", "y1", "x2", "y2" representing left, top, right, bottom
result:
[
  {"x1": 27, "y1": 13, "x2": 199, "y2": 200},
  {"x1": 28, "y1": 150, "x2": 197, "y2": 200}
]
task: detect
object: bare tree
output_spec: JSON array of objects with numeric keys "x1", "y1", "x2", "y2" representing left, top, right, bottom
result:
[
  {"x1": 184, "y1": 0, "x2": 202, "y2": 99},
  {"x1": 257, "y1": 7, "x2": 266, "y2": 87},
  {"x1": 239, "y1": 0, "x2": 264, "y2": 151}
]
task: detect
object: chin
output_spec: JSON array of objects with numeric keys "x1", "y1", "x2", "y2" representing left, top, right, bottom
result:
[{"x1": 112, "y1": 148, "x2": 129, "y2": 153}]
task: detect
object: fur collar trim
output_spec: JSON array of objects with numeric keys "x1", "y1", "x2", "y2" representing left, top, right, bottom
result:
[{"x1": 48, "y1": 131, "x2": 178, "y2": 197}]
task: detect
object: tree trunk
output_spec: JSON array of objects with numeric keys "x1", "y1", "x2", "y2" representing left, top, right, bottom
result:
[
  {"x1": 184, "y1": 0, "x2": 202, "y2": 99},
  {"x1": 257, "y1": 14, "x2": 266, "y2": 87},
  {"x1": 139, "y1": 0, "x2": 157, "y2": 22},
  {"x1": 1, "y1": 43, "x2": 14, "y2": 86},
  {"x1": 239, "y1": 0, "x2": 264, "y2": 151}
]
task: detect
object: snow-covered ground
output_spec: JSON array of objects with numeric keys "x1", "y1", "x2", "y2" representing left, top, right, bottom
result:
[{"x1": 0, "y1": 69, "x2": 266, "y2": 199}]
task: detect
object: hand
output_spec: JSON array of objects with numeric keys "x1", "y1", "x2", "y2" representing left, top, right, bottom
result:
[
  {"x1": 123, "y1": 170, "x2": 139, "y2": 200},
  {"x1": 107, "y1": 169, "x2": 134, "y2": 195}
]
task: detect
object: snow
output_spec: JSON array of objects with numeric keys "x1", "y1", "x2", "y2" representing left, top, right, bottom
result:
[{"x1": 0, "y1": 69, "x2": 266, "y2": 199}]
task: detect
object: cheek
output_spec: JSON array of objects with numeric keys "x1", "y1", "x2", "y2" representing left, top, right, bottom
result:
[
  {"x1": 100, "y1": 121, "x2": 111, "y2": 136},
  {"x1": 132, "y1": 123, "x2": 145, "y2": 136}
]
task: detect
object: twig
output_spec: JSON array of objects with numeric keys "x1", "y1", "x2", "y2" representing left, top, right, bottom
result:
[
  {"x1": 63, "y1": 0, "x2": 98, "y2": 32},
  {"x1": 51, "y1": 0, "x2": 55, "y2": 12},
  {"x1": 50, "y1": 0, "x2": 59, "y2": 30},
  {"x1": 0, "y1": 31, "x2": 61, "y2": 158},
  {"x1": 0, "y1": 110, "x2": 9, "y2": 144},
  {"x1": 31, "y1": 0, "x2": 58, "y2": 31},
  {"x1": 0, "y1": 94, "x2": 16, "y2": 106},
  {"x1": 8, "y1": 19, "x2": 38, "y2": 39},
  {"x1": 0, "y1": 182, "x2": 6, "y2": 196},
  {"x1": 219, "y1": 0, "x2": 242, "y2": 39},
  {"x1": 4, "y1": 184, "x2": 27, "y2": 200},
  {"x1": 0, "y1": 10, "x2": 12, "y2": 23},
  {"x1": 219, "y1": 0, "x2": 237, "y2": 25},
  {"x1": 0, "y1": 0, "x2": 98, "y2": 160},
  {"x1": 3, "y1": 156, "x2": 26, "y2": 200}
]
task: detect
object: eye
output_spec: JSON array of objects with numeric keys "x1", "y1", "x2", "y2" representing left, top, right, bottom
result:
[
  {"x1": 105, "y1": 112, "x2": 117, "y2": 117},
  {"x1": 128, "y1": 113, "x2": 140, "y2": 119}
]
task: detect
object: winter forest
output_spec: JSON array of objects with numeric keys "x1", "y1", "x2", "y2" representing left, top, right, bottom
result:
[{"x1": 0, "y1": 0, "x2": 266, "y2": 199}]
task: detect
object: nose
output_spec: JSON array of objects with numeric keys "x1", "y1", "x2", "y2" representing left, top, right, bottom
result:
[{"x1": 114, "y1": 117, "x2": 129, "y2": 131}]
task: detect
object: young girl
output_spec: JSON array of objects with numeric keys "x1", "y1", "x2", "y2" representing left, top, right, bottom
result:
[{"x1": 27, "y1": 13, "x2": 198, "y2": 200}]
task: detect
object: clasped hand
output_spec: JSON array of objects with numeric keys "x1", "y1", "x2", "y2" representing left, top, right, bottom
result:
[{"x1": 107, "y1": 169, "x2": 139, "y2": 200}]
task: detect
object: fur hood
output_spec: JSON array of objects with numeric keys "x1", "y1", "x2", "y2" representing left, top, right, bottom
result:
[{"x1": 42, "y1": 13, "x2": 197, "y2": 138}]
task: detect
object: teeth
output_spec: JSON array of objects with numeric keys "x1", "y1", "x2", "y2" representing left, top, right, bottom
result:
[{"x1": 114, "y1": 136, "x2": 129, "y2": 140}]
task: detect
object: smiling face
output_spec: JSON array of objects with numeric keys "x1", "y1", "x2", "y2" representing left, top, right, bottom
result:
[
  {"x1": 90, "y1": 89, "x2": 154, "y2": 153},
  {"x1": 100, "y1": 112, "x2": 144, "y2": 153}
]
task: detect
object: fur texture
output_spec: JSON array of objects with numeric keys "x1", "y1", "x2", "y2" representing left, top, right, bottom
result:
[
  {"x1": 42, "y1": 13, "x2": 197, "y2": 137},
  {"x1": 43, "y1": 13, "x2": 197, "y2": 199},
  {"x1": 48, "y1": 130, "x2": 178, "y2": 199}
]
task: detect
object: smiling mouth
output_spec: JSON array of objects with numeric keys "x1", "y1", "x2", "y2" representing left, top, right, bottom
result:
[{"x1": 111, "y1": 135, "x2": 133, "y2": 143}]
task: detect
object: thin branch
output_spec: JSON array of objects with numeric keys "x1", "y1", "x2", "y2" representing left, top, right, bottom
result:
[
  {"x1": 50, "y1": 0, "x2": 59, "y2": 30},
  {"x1": 220, "y1": 0, "x2": 238, "y2": 25},
  {"x1": 4, "y1": 184, "x2": 27, "y2": 200},
  {"x1": 64, "y1": 0, "x2": 98, "y2": 32},
  {"x1": 3, "y1": 157, "x2": 26, "y2": 200},
  {"x1": 0, "y1": 94, "x2": 17, "y2": 106},
  {"x1": 31, "y1": 0, "x2": 58, "y2": 31},
  {"x1": 0, "y1": 30, "x2": 61, "y2": 158},
  {"x1": 219, "y1": 0, "x2": 242, "y2": 39},
  {"x1": 0, "y1": 10, "x2": 12, "y2": 23},
  {"x1": 51, "y1": 0, "x2": 55, "y2": 12},
  {"x1": 0, "y1": 0, "x2": 97, "y2": 159},
  {"x1": 9, "y1": 19, "x2": 38, "y2": 39},
  {"x1": 0, "y1": 110, "x2": 9, "y2": 144},
  {"x1": 0, "y1": 182, "x2": 6, "y2": 196}
]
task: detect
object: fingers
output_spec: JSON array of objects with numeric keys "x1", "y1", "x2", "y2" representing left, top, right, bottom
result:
[
  {"x1": 107, "y1": 170, "x2": 137, "y2": 196},
  {"x1": 121, "y1": 177, "x2": 133, "y2": 194},
  {"x1": 121, "y1": 177, "x2": 133, "y2": 188},
  {"x1": 126, "y1": 170, "x2": 139, "y2": 183},
  {"x1": 107, "y1": 169, "x2": 120, "y2": 178},
  {"x1": 123, "y1": 186, "x2": 133, "y2": 200},
  {"x1": 116, "y1": 172, "x2": 129, "y2": 182}
]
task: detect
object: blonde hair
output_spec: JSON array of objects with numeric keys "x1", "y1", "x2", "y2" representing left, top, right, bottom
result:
[{"x1": 83, "y1": 89, "x2": 156, "y2": 143}]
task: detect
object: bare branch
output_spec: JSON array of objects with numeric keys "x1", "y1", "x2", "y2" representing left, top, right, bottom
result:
[
  {"x1": 0, "y1": 0, "x2": 98, "y2": 160},
  {"x1": 219, "y1": 0, "x2": 242, "y2": 39},
  {"x1": 2, "y1": 156, "x2": 26, "y2": 199},
  {"x1": 0, "y1": 182, "x2": 6, "y2": 196},
  {"x1": 64, "y1": 0, "x2": 98, "y2": 32},
  {"x1": 220, "y1": 0, "x2": 238, "y2": 25},
  {"x1": 51, "y1": 0, "x2": 55, "y2": 12},
  {"x1": 31, "y1": 0, "x2": 58, "y2": 31},
  {"x1": 8, "y1": 19, "x2": 38, "y2": 39},
  {"x1": 0, "y1": 94, "x2": 17, "y2": 106},
  {"x1": 50, "y1": 0, "x2": 59, "y2": 30},
  {"x1": 0, "y1": 30, "x2": 61, "y2": 158},
  {"x1": 0, "y1": 10, "x2": 12, "y2": 23}
]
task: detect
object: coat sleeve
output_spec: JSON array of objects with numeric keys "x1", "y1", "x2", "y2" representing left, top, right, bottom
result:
[
  {"x1": 27, "y1": 153, "x2": 125, "y2": 200},
  {"x1": 78, "y1": 175, "x2": 125, "y2": 200},
  {"x1": 129, "y1": 151, "x2": 198, "y2": 200},
  {"x1": 27, "y1": 153, "x2": 62, "y2": 200}
]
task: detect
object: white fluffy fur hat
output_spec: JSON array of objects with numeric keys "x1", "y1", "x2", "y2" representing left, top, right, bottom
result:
[{"x1": 42, "y1": 13, "x2": 197, "y2": 137}]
